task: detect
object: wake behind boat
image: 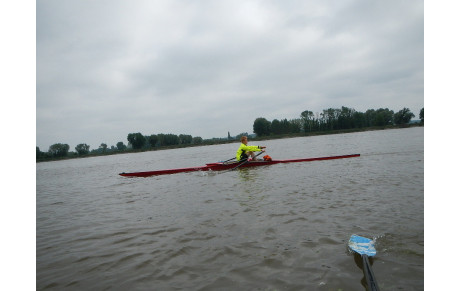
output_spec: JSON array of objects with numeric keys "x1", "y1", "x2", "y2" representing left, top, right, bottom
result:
[{"x1": 119, "y1": 153, "x2": 360, "y2": 177}]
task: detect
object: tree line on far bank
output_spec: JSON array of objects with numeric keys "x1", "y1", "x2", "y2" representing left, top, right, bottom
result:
[
  {"x1": 252, "y1": 106, "x2": 423, "y2": 136},
  {"x1": 36, "y1": 132, "x2": 246, "y2": 161},
  {"x1": 36, "y1": 106, "x2": 423, "y2": 161}
]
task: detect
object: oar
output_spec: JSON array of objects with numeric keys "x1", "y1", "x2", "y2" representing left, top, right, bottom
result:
[
  {"x1": 348, "y1": 234, "x2": 380, "y2": 291},
  {"x1": 231, "y1": 151, "x2": 265, "y2": 171},
  {"x1": 220, "y1": 157, "x2": 236, "y2": 163}
]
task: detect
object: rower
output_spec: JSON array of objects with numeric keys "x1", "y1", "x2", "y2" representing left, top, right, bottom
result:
[{"x1": 236, "y1": 136, "x2": 266, "y2": 161}]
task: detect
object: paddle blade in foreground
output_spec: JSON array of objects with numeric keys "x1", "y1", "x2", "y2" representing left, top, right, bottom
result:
[
  {"x1": 348, "y1": 234, "x2": 377, "y2": 257},
  {"x1": 348, "y1": 234, "x2": 380, "y2": 291}
]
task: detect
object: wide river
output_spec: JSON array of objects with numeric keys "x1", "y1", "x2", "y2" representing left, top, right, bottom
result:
[{"x1": 37, "y1": 127, "x2": 423, "y2": 290}]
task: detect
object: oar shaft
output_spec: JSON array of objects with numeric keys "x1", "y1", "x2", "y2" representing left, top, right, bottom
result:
[{"x1": 362, "y1": 255, "x2": 380, "y2": 291}]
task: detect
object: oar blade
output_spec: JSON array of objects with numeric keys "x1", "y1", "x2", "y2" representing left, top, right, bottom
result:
[{"x1": 348, "y1": 234, "x2": 377, "y2": 257}]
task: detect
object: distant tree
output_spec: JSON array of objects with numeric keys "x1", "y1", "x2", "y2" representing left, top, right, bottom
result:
[
  {"x1": 301, "y1": 110, "x2": 314, "y2": 133},
  {"x1": 179, "y1": 134, "x2": 193, "y2": 144},
  {"x1": 253, "y1": 117, "x2": 271, "y2": 136},
  {"x1": 270, "y1": 119, "x2": 293, "y2": 135},
  {"x1": 289, "y1": 118, "x2": 302, "y2": 133},
  {"x1": 337, "y1": 106, "x2": 355, "y2": 129},
  {"x1": 157, "y1": 133, "x2": 180, "y2": 146},
  {"x1": 271, "y1": 119, "x2": 282, "y2": 134},
  {"x1": 167, "y1": 134, "x2": 180, "y2": 145},
  {"x1": 364, "y1": 109, "x2": 377, "y2": 127},
  {"x1": 75, "y1": 143, "x2": 90, "y2": 155},
  {"x1": 394, "y1": 107, "x2": 415, "y2": 125},
  {"x1": 279, "y1": 119, "x2": 291, "y2": 134},
  {"x1": 36, "y1": 147, "x2": 48, "y2": 159},
  {"x1": 353, "y1": 111, "x2": 366, "y2": 128},
  {"x1": 99, "y1": 143, "x2": 108, "y2": 153},
  {"x1": 148, "y1": 134, "x2": 158, "y2": 148},
  {"x1": 127, "y1": 133, "x2": 146, "y2": 149},
  {"x1": 322, "y1": 108, "x2": 340, "y2": 130},
  {"x1": 419, "y1": 108, "x2": 424, "y2": 125},
  {"x1": 374, "y1": 108, "x2": 394, "y2": 126},
  {"x1": 192, "y1": 136, "x2": 203, "y2": 144},
  {"x1": 116, "y1": 141, "x2": 127, "y2": 151},
  {"x1": 48, "y1": 143, "x2": 70, "y2": 157},
  {"x1": 156, "y1": 134, "x2": 165, "y2": 146}
]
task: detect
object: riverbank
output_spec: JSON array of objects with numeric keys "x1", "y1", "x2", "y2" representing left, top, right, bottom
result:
[{"x1": 36, "y1": 123, "x2": 422, "y2": 163}]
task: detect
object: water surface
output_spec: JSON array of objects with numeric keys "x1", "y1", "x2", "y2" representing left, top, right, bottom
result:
[{"x1": 37, "y1": 127, "x2": 424, "y2": 290}]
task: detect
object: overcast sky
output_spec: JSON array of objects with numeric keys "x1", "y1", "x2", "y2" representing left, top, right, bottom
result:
[{"x1": 36, "y1": 0, "x2": 424, "y2": 151}]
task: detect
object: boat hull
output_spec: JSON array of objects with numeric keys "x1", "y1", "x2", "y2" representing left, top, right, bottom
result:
[{"x1": 119, "y1": 154, "x2": 360, "y2": 177}]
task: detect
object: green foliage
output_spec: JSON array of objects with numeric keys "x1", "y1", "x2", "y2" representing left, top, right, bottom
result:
[
  {"x1": 394, "y1": 107, "x2": 415, "y2": 125},
  {"x1": 157, "y1": 133, "x2": 180, "y2": 146},
  {"x1": 365, "y1": 109, "x2": 377, "y2": 127},
  {"x1": 271, "y1": 118, "x2": 296, "y2": 134},
  {"x1": 116, "y1": 141, "x2": 127, "y2": 151},
  {"x1": 148, "y1": 134, "x2": 158, "y2": 148},
  {"x1": 375, "y1": 108, "x2": 394, "y2": 126},
  {"x1": 280, "y1": 119, "x2": 291, "y2": 133},
  {"x1": 301, "y1": 110, "x2": 314, "y2": 133},
  {"x1": 322, "y1": 108, "x2": 340, "y2": 130},
  {"x1": 337, "y1": 106, "x2": 356, "y2": 129},
  {"x1": 127, "y1": 132, "x2": 146, "y2": 149},
  {"x1": 75, "y1": 143, "x2": 90, "y2": 155},
  {"x1": 48, "y1": 143, "x2": 70, "y2": 157},
  {"x1": 419, "y1": 108, "x2": 424, "y2": 124},
  {"x1": 363, "y1": 108, "x2": 394, "y2": 127},
  {"x1": 253, "y1": 117, "x2": 271, "y2": 136},
  {"x1": 179, "y1": 134, "x2": 193, "y2": 144},
  {"x1": 289, "y1": 118, "x2": 302, "y2": 133},
  {"x1": 254, "y1": 106, "x2": 421, "y2": 137},
  {"x1": 271, "y1": 119, "x2": 282, "y2": 134},
  {"x1": 36, "y1": 147, "x2": 49, "y2": 160},
  {"x1": 99, "y1": 143, "x2": 108, "y2": 153},
  {"x1": 353, "y1": 112, "x2": 366, "y2": 128},
  {"x1": 192, "y1": 136, "x2": 203, "y2": 144}
]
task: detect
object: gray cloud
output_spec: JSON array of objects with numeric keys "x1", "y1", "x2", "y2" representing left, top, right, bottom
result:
[{"x1": 37, "y1": 0, "x2": 424, "y2": 151}]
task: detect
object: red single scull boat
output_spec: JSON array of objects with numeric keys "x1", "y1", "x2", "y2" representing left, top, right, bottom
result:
[{"x1": 119, "y1": 153, "x2": 360, "y2": 177}]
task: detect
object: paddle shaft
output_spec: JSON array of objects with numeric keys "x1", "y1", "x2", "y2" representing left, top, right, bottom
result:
[
  {"x1": 221, "y1": 157, "x2": 236, "y2": 163},
  {"x1": 362, "y1": 255, "x2": 380, "y2": 291}
]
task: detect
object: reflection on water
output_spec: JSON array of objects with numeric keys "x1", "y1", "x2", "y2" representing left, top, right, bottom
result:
[
  {"x1": 37, "y1": 128, "x2": 423, "y2": 290},
  {"x1": 237, "y1": 167, "x2": 260, "y2": 183}
]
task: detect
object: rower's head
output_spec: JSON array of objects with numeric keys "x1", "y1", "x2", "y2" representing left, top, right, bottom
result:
[{"x1": 240, "y1": 136, "x2": 248, "y2": 145}]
